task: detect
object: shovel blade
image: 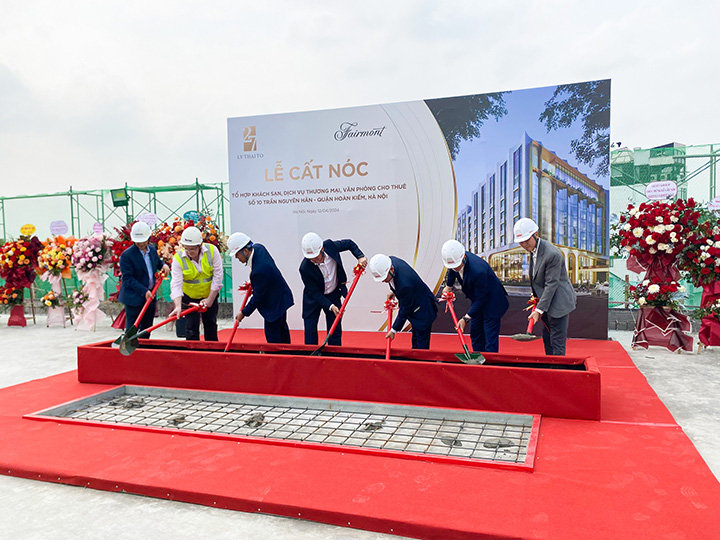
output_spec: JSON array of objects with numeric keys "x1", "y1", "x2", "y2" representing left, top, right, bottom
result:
[
  {"x1": 113, "y1": 324, "x2": 137, "y2": 348},
  {"x1": 456, "y1": 352, "x2": 485, "y2": 365},
  {"x1": 118, "y1": 336, "x2": 139, "y2": 356},
  {"x1": 510, "y1": 333, "x2": 541, "y2": 342}
]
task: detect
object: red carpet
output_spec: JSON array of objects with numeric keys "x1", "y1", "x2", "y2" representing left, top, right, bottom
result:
[{"x1": 1, "y1": 331, "x2": 719, "y2": 539}]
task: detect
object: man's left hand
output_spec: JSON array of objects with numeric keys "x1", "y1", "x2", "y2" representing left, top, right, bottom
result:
[
  {"x1": 357, "y1": 257, "x2": 368, "y2": 268},
  {"x1": 529, "y1": 310, "x2": 541, "y2": 324},
  {"x1": 385, "y1": 330, "x2": 395, "y2": 341},
  {"x1": 456, "y1": 317, "x2": 467, "y2": 331}
]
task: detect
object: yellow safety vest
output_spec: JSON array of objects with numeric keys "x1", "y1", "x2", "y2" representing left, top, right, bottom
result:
[{"x1": 174, "y1": 244, "x2": 216, "y2": 299}]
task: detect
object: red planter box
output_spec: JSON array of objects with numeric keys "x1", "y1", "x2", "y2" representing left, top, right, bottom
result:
[{"x1": 78, "y1": 338, "x2": 601, "y2": 420}]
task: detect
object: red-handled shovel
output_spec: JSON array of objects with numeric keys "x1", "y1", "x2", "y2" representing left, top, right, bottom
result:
[
  {"x1": 383, "y1": 298, "x2": 398, "y2": 360},
  {"x1": 119, "y1": 303, "x2": 207, "y2": 356},
  {"x1": 510, "y1": 298, "x2": 541, "y2": 342},
  {"x1": 372, "y1": 298, "x2": 398, "y2": 360},
  {"x1": 113, "y1": 272, "x2": 164, "y2": 348},
  {"x1": 224, "y1": 281, "x2": 253, "y2": 352},
  {"x1": 311, "y1": 263, "x2": 364, "y2": 356},
  {"x1": 440, "y1": 291, "x2": 485, "y2": 364}
]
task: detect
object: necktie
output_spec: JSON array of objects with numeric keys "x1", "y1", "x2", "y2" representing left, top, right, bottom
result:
[{"x1": 529, "y1": 253, "x2": 537, "y2": 297}]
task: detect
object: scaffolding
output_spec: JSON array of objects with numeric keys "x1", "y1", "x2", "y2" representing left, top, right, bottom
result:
[
  {"x1": 0, "y1": 179, "x2": 227, "y2": 241},
  {"x1": 609, "y1": 142, "x2": 720, "y2": 308},
  {"x1": 0, "y1": 180, "x2": 235, "y2": 307}
]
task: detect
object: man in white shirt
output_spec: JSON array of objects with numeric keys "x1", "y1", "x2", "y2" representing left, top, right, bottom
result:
[{"x1": 298, "y1": 232, "x2": 366, "y2": 346}]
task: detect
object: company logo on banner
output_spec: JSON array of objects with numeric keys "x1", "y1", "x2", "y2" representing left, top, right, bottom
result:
[
  {"x1": 334, "y1": 122, "x2": 387, "y2": 141},
  {"x1": 243, "y1": 126, "x2": 257, "y2": 152}
]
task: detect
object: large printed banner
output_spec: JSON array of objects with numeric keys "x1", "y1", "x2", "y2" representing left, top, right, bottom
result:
[
  {"x1": 228, "y1": 80, "x2": 611, "y2": 338},
  {"x1": 228, "y1": 102, "x2": 456, "y2": 331}
]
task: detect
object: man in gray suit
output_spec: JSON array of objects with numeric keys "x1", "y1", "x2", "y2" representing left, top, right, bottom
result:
[{"x1": 514, "y1": 218, "x2": 576, "y2": 355}]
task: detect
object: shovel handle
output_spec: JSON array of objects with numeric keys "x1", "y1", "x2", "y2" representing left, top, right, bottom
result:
[
  {"x1": 134, "y1": 303, "x2": 205, "y2": 340},
  {"x1": 443, "y1": 294, "x2": 471, "y2": 351},
  {"x1": 224, "y1": 282, "x2": 253, "y2": 352},
  {"x1": 385, "y1": 302, "x2": 394, "y2": 360},
  {"x1": 133, "y1": 272, "x2": 164, "y2": 327},
  {"x1": 326, "y1": 265, "x2": 363, "y2": 339},
  {"x1": 527, "y1": 309, "x2": 537, "y2": 334}
]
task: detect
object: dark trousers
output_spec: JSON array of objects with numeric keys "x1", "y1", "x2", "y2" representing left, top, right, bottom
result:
[
  {"x1": 303, "y1": 290, "x2": 342, "y2": 345},
  {"x1": 265, "y1": 312, "x2": 291, "y2": 344},
  {"x1": 541, "y1": 312, "x2": 569, "y2": 355},
  {"x1": 183, "y1": 294, "x2": 218, "y2": 341},
  {"x1": 411, "y1": 325, "x2": 432, "y2": 349},
  {"x1": 125, "y1": 300, "x2": 156, "y2": 336},
  {"x1": 469, "y1": 313, "x2": 502, "y2": 353}
]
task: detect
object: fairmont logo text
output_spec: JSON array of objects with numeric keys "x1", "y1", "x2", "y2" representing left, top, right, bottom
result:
[{"x1": 334, "y1": 122, "x2": 386, "y2": 141}]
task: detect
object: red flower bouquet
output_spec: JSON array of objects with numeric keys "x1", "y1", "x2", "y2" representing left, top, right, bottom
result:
[
  {"x1": 0, "y1": 286, "x2": 24, "y2": 306},
  {"x1": 629, "y1": 277, "x2": 685, "y2": 309},
  {"x1": 679, "y1": 220, "x2": 720, "y2": 286},
  {"x1": 617, "y1": 199, "x2": 701, "y2": 280},
  {"x1": 0, "y1": 235, "x2": 43, "y2": 289},
  {"x1": 110, "y1": 223, "x2": 135, "y2": 276}
]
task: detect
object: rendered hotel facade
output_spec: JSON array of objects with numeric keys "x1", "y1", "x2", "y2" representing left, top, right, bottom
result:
[{"x1": 457, "y1": 133, "x2": 609, "y2": 285}]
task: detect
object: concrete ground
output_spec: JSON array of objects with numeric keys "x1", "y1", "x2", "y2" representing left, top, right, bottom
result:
[{"x1": 0, "y1": 314, "x2": 718, "y2": 539}]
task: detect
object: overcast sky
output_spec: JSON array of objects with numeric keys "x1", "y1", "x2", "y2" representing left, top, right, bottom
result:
[{"x1": 1, "y1": 0, "x2": 718, "y2": 198}]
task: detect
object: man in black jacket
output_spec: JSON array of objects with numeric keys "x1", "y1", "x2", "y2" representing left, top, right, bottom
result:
[{"x1": 299, "y1": 232, "x2": 366, "y2": 346}]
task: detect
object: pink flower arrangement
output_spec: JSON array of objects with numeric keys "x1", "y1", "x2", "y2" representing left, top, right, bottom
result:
[{"x1": 71, "y1": 234, "x2": 114, "y2": 273}]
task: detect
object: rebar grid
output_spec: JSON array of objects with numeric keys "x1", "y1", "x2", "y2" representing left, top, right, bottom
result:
[{"x1": 40, "y1": 387, "x2": 535, "y2": 464}]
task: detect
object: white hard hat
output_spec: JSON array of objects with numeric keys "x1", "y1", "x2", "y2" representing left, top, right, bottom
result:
[
  {"x1": 301, "y1": 232, "x2": 323, "y2": 258},
  {"x1": 180, "y1": 226, "x2": 203, "y2": 246},
  {"x1": 227, "y1": 232, "x2": 252, "y2": 256},
  {"x1": 130, "y1": 221, "x2": 151, "y2": 243},
  {"x1": 441, "y1": 240, "x2": 466, "y2": 269},
  {"x1": 369, "y1": 254, "x2": 392, "y2": 282},
  {"x1": 513, "y1": 218, "x2": 539, "y2": 243}
]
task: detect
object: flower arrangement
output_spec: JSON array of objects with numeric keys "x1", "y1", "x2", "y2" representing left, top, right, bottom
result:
[
  {"x1": 40, "y1": 290, "x2": 62, "y2": 308},
  {"x1": 71, "y1": 234, "x2": 114, "y2": 273},
  {"x1": 110, "y1": 223, "x2": 134, "y2": 275},
  {"x1": 70, "y1": 289, "x2": 89, "y2": 313},
  {"x1": 153, "y1": 215, "x2": 227, "y2": 263},
  {"x1": 629, "y1": 277, "x2": 685, "y2": 309},
  {"x1": 617, "y1": 199, "x2": 701, "y2": 260},
  {"x1": 0, "y1": 235, "x2": 43, "y2": 289},
  {"x1": 0, "y1": 286, "x2": 24, "y2": 306},
  {"x1": 37, "y1": 235, "x2": 75, "y2": 277},
  {"x1": 678, "y1": 220, "x2": 720, "y2": 286},
  {"x1": 693, "y1": 298, "x2": 720, "y2": 323}
]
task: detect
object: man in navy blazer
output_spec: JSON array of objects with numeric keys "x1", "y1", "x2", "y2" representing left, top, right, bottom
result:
[
  {"x1": 299, "y1": 232, "x2": 367, "y2": 346},
  {"x1": 117, "y1": 222, "x2": 169, "y2": 334},
  {"x1": 229, "y1": 232, "x2": 294, "y2": 344},
  {"x1": 369, "y1": 253, "x2": 438, "y2": 349},
  {"x1": 441, "y1": 240, "x2": 508, "y2": 353}
]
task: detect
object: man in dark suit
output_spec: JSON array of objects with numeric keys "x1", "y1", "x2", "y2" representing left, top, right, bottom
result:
[
  {"x1": 299, "y1": 232, "x2": 367, "y2": 346},
  {"x1": 369, "y1": 253, "x2": 438, "y2": 349},
  {"x1": 441, "y1": 240, "x2": 509, "y2": 353},
  {"x1": 118, "y1": 222, "x2": 169, "y2": 335},
  {"x1": 514, "y1": 218, "x2": 577, "y2": 355},
  {"x1": 229, "y1": 232, "x2": 294, "y2": 344}
]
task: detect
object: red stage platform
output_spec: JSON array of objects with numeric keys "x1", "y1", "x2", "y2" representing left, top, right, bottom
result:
[{"x1": 1, "y1": 331, "x2": 719, "y2": 539}]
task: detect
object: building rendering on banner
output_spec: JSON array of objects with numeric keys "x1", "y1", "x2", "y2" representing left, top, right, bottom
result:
[{"x1": 457, "y1": 133, "x2": 609, "y2": 286}]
